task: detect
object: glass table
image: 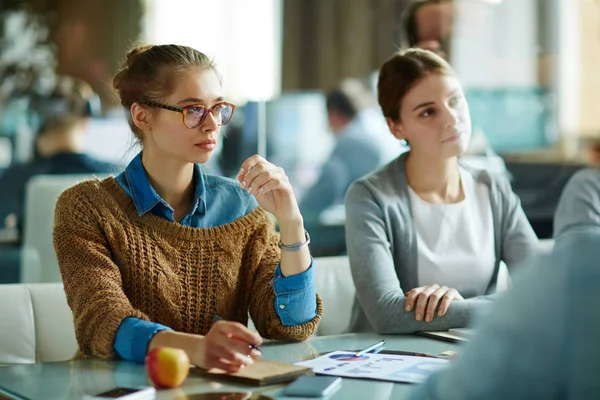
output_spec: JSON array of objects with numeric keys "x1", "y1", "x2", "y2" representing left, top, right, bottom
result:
[{"x1": 0, "y1": 333, "x2": 461, "y2": 400}]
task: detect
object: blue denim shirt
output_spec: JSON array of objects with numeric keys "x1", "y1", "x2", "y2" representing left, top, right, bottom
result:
[{"x1": 113, "y1": 152, "x2": 317, "y2": 363}]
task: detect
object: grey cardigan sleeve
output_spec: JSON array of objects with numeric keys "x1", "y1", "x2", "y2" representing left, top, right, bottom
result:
[
  {"x1": 554, "y1": 168, "x2": 600, "y2": 237},
  {"x1": 496, "y1": 176, "x2": 539, "y2": 270},
  {"x1": 345, "y1": 182, "x2": 491, "y2": 334}
]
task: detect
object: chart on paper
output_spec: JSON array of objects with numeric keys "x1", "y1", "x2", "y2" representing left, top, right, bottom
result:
[{"x1": 296, "y1": 351, "x2": 450, "y2": 384}]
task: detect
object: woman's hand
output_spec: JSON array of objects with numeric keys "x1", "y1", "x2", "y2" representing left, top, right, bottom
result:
[
  {"x1": 151, "y1": 322, "x2": 263, "y2": 373},
  {"x1": 238, "y1": 155, "x2": 301, "y2": 223},
  {"x1": 192, "y1": 321, "x2": 263, "y2": 372},
  {"x1": 404, "y1": 284, "x2": 464, "y2": 323}
]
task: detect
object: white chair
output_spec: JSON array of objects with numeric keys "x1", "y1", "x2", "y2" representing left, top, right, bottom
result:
[
  {"x1": 539, "y1": 238, "x2": 554, "y2": 255},
  {"x1": 0, "y1": 283, "x2": 76, "y2": 365},
  {"x1": 314, "y1": 256, "x2": 355, "y2": 336},
  {"x1": 247, "y1": 256, "x2": 355, "y2": 336},
  {"x1": 20, "y1": 174, "x2": 110, "y2": 283},
  {"x1": 0, "y1": 285, "x2": 35, "y2": 364},
  {"x1": 0, "y1": 137, "x2": 12, "y2": 169},
  {"x1": 495, "y1": 262, "x2": 512, "y2": 293}
]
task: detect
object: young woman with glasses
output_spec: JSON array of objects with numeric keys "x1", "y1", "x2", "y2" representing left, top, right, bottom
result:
[{"x1": 53, "y1": 44, "x2": 321, "y2": 372}]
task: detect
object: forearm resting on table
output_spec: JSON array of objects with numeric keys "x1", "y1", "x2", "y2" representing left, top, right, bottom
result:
[
  {"x1": 368, "y1": 296, "x2": 493, "y2": 334},
  {"x1": 149, "y1": 330, "x2": 202, "y2": 358}
]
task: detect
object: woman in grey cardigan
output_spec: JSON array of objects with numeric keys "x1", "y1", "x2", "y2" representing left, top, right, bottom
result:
[{"x1": 345, "y1": 49, "x2": 538, "y2": 334}]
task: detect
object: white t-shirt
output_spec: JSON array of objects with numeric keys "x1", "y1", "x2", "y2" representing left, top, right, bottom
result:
[{"x1": 408, "y1": 168, "x2": 495, "y2": 298}]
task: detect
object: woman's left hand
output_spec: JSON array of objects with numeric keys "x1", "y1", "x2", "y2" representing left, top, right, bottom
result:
[{"x1": 238, "y1": 155, "x2": 301, "y2": 223}]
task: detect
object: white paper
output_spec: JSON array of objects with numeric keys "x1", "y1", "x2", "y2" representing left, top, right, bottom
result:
[{"x1": 296, "y1": 351, "x2": 450, "y2": 384}]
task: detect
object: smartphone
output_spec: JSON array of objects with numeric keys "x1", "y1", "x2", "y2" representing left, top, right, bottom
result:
[
  {"x1": 281, "y1": 376, "x2": 342, "y2": 397},
  {"x1": 82, "y1": 387, "x2": 156, "y2": 400}
]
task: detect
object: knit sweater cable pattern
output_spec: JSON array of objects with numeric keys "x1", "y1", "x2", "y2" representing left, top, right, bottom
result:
[{"x1": 53, "y1": 178, "x2": 322, "y2": 359}]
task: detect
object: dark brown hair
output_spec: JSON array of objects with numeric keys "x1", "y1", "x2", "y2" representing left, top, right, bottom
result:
[
  {"x1": 377, "y1": 48, "x2": 454, "y2": 122},
  {"x1": 326, "y1": 90, "x2": 358, "y2": 119},
  {"x1": 326, "y1": 78, "x2": 373, "y2": 119},
  {"x1": 113, "y1": 44, "x2": 220, "y2": 139}
]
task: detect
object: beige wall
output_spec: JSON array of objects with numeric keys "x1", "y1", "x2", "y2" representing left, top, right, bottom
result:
[
  {"x1": 578, "y1": 0, "x2": 600, "y2": 136},
  {"x1": 282, "y1": 0, "x2": 411, "y2": 91}
]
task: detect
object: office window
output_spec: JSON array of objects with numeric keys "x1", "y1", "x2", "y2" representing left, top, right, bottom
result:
[
  {"x1": 449, "y1": 0, "x2": 556, "y2": 152},
  {"x1": 143, "y1": 0, "x2": 282, "y2": 103}
]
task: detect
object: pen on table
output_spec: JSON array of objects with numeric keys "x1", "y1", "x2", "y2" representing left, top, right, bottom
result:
[
  {"x1": 212, "y1": 315, "x2": 262, "y2": 353},
  {"x1": 355, "y1": 340, "x2": 386, "y2": 357}
]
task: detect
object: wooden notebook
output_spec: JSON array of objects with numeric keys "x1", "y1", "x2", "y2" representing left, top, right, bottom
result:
[{"x1": 193, "y1": 359, "x2": 312, "y2": 386}]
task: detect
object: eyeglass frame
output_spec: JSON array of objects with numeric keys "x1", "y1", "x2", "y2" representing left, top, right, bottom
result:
[{"x1": 139, "y1": 100, "x2": 236, "y2": 128}]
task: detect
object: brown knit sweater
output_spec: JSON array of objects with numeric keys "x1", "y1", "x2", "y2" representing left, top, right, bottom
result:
[{"x1": 53, "y1": 178, "x2": 323, "y2": 360}]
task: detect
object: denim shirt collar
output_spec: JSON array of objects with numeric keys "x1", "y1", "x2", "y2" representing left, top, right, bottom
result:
[{"x1": 124, "y1": 152, "x2": 205, "y2": 217}]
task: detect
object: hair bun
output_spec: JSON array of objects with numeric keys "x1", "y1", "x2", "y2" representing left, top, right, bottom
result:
[
  {"x1": 125, "y1": 44, "x2": 154, "y2": 68},
  {"x1": 112, "y1": 43, "x2": 218, "y2": 140}
]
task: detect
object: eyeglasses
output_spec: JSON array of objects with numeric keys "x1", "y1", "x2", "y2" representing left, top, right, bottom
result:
[{"x1": 140, "y1": 100, "x2": 236, "y2": 128}]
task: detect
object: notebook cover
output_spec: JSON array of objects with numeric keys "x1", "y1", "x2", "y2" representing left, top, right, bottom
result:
[
  {"x1": 193, "y1": 359, "x2": 313, "y2": 386},
  {"x1": 417, "y1": 330, "x2": 469, "y2": 343}
]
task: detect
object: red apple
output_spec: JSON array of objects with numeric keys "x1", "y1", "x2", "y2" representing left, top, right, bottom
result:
[{"x1": 145, "y1": 347, "x2": 190, "y2": 388}]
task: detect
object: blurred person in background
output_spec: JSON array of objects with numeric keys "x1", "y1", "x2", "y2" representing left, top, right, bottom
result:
[
  {"x1": 300, "y1": 79, "x2": 402, "y2": 224},
  {"x1": 404, "y1": 0, "x2": 454, "y2": 58},
  {"x1": 0, "y1": 76, "x2": 115, "y2": 232},
  {"x1": 403, "y1": 0, "x2": 494, "y2": 59},
  {"x1": 299, "y1": 79, "x2": 403, "y2": 256},
  {"x1": 554, "y1": 168, "x2": 600, "y2": 238}
]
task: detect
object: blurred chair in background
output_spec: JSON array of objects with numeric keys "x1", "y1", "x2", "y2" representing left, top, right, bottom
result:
[
  {"x1": 20, "y1": 174, "x2": 110, "y2": 283},
  {"x1": 0, "y1": 137, "x2": 12, "y2": 172}
]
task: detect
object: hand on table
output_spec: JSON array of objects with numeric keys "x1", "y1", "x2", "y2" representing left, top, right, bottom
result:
[{"x1": 405, "y1": 284, "x2": 464, "y2": 323}]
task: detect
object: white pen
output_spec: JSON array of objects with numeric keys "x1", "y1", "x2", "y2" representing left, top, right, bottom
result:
[{"x1": 355, "y1": 340, "x2": 386, "y2": 357}]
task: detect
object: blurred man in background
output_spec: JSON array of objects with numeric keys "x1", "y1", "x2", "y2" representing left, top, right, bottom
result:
[
  {"x1": 403, "y1": 0, "x2": 493, "y2": 59},
  {"x1": 404, "y1": 0, "x2": 454, "y2": 57},
  {"x1": 300, "y1": 79, "x2": 402, "y2": 255}
]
